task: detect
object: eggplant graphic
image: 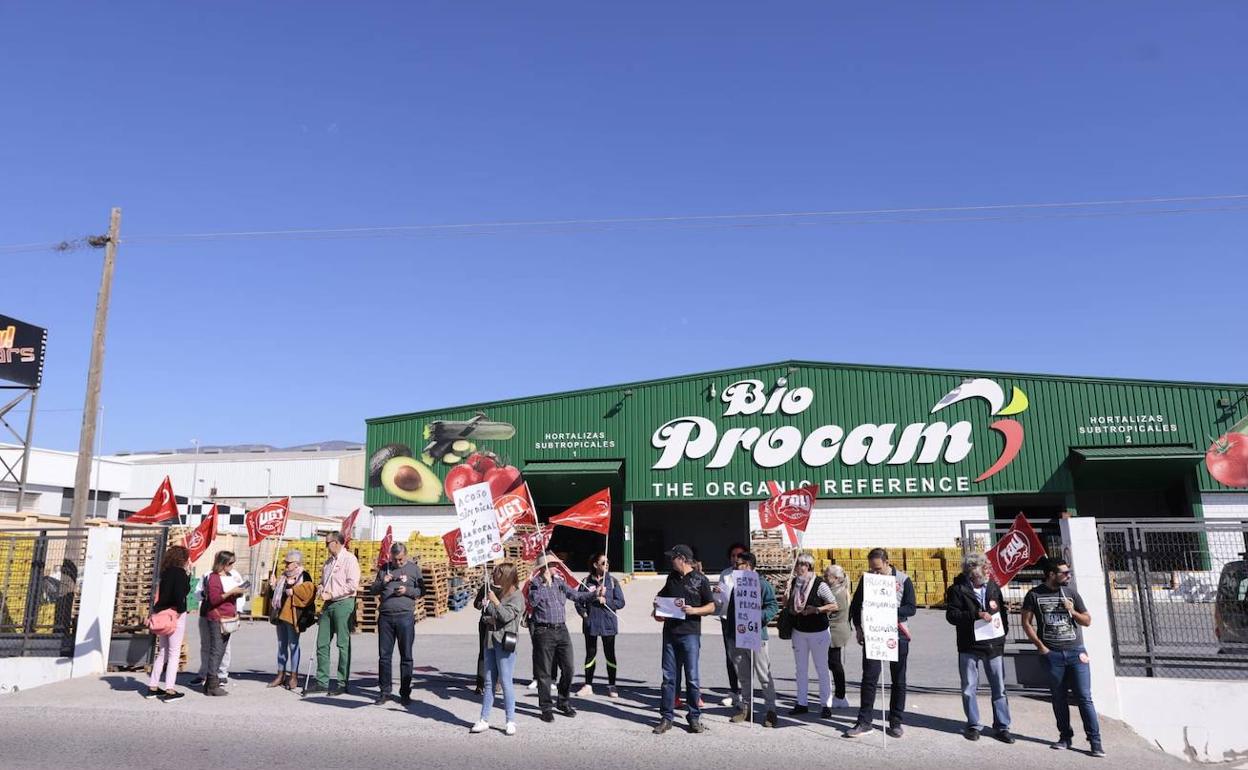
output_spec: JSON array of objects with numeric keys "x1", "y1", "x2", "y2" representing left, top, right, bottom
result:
[{"x1": 423, "y1": 412, "x2": 515, "y2": 461}]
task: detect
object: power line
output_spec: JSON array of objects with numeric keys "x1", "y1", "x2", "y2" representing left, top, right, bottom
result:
[{"x1": 3, "y1": 192, "x2": 1247, "y2": 255}]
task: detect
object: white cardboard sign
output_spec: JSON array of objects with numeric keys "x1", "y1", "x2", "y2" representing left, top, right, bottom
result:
[
  {"x1": 862, "y1": 573, "x2": 899, "y2": 662},
  {"x1": 732, "y1": 569, "x2": 763, "y2": 651},
  {"x1": 453, "y1": 482, "x2": 503, "y2": 568}
]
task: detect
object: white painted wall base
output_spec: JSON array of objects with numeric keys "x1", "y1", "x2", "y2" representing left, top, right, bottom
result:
[
  {"x1": 0, "y1": 657, "x2": 73, "y2": 695},
  {"x1": 1117, "y1": 677, "x2": 1248, "y2": 764},
  {"x1": 749, "y1": 496, "x2": 990, "y2": 548}
]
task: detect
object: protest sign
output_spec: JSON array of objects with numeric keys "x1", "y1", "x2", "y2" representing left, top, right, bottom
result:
[
  {"x1": 862, "y1": 573, "x2": 899, "y2": 662},
  {"x1": 452, "y1": 481, "x2": 503, "y2": 568},
  {"x1": 732, "y1": 569, "x2": 763, "y2": 652}
]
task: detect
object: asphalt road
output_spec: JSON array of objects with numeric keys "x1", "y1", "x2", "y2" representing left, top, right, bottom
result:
[{"x1": 0, "y1": 611, "x2": 1186, "y2": 770}]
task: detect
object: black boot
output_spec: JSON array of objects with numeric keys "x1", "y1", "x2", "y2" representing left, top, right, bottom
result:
[{"x1": 399, "y1": 675, "x2": 412, "y2": 706}]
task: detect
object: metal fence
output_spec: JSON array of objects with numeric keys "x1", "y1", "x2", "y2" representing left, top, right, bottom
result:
[
  {"x1": 0, "y1": 529, "x2": 88, "y2": 658},
  {"x1": 0, "y1": 527, "x2": 168, "y2": 659},
  {"x1": 961, "y1": 517, "x2": 1065, "y2": 646},
  {"x1": 1098, "y1": 517, "x2": 1248, "y2": 680}
]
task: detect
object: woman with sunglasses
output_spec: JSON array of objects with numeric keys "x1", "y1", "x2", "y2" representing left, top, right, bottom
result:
[
  {"x1": 268, "y1": 549, "x2": 315, "y2": 689},
  {"x1": 575, "y1": 552, "x2": 626, "y2": 698}
]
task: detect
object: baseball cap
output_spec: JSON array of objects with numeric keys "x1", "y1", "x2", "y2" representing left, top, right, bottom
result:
[{"x1": 664, "y1": 544, "x2": 694, "y2": 561}]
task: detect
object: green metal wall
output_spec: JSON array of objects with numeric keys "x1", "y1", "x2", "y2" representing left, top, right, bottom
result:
[{"x1": 365, "y1": 360, "x2": 1247, "y2": 507}]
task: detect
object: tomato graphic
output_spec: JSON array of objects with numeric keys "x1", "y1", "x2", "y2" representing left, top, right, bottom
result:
[
  {"x1": 485, "y1": 465, "x2": 523, "y2": 499},
  {"x1": 1206, "y1": 433, "x2": 1248, "y2": 488},
  {"x1": 465, "y1": 452, "x2": 499, "y2": 475},
  {"x1": 444, "y1": 463, "x2": 484, "y2": 499}
]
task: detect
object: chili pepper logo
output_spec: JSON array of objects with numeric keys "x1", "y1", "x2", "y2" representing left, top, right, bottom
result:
[{"x1": 931, "y1": 379, "x2": 1029, "y2": 483}]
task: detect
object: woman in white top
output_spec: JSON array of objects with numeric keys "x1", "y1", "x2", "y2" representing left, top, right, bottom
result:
[{"x1": 780, "y1": 553, "x2": 838, "y2": 718}]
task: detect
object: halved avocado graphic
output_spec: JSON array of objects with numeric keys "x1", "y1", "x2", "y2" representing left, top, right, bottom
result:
[{"x1": 380, "y1": 456, "x2": 441, "y2": 503}]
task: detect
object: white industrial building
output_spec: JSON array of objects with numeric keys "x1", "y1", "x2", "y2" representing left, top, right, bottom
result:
[{"x1": 0, "y1": 443, "x2": 131, "y2": 519}]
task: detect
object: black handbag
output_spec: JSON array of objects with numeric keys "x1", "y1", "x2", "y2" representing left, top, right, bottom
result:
[
  {"x1": 777, "y1": 579, "x2": 795, "y2": 640},
  {"x1": 501, "y1": 631, "x2": 518, "y2": 653}
]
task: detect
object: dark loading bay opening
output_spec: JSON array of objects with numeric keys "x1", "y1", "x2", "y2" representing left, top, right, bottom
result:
[
  {"x1": 540, "y1": 505, "x2": 624, "y2": 574},
  {"x1": 632, "y1": 500, "x2": 748, "y2": 574}
]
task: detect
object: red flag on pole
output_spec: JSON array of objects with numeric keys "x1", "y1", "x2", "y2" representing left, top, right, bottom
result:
[
  {"x1": 245, "y1": 497, "x2": 291, "y2": 547},
  {"x1": 548, "y1": 559, "x2": 581, "y2": 591},
  {"x1": 127, "y1": 476, "x2": 179, "y2": 524},
  {"x1": 758, "y1": 481, "x2": 817, "y2": 532},
  {"x1": 442, "y1": 528, "x2": 468, "y2": 567},
  {"x1": 377, "y1": 525, "x2": 394, "y2": 570},
  {"x1": 984, "y1": 513, "x2": 1046, "y2": 587},
  {"x1": 519, "y1": 524, "x2": 554, "y2": 562},
  {"x1": 494, "y1": 484, "x2": 536, "y2": 542},
  {"x1": 549, "y1": 488, "x2": 611, "y2": 535},
  {"x1": 340, "y1": 508, "x2": 360, "y2": 547},
  {"x1": 183, "y1": 504, "x2": 218, "y2": 563}
]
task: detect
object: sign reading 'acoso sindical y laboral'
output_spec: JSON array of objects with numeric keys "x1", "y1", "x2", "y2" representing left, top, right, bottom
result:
[
  {"x1": 453, "y1": 481, "x2": 503, "y2": 568},
  {"x1": 0, "y1": 314, "x2": 47, "y2": 388},
  {"x1": 862, "y1": 573, "x2": 899, "y2": 662}
]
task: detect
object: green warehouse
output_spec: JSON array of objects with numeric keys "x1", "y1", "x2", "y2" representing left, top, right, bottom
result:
[{"x1": 365, "y1": 360, "x2": 1248, "y2": 574}]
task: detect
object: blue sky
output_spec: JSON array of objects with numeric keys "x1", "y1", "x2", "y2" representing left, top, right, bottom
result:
[{"x1": 2, "y1": 2, "x2": 1246, "y2": 453}]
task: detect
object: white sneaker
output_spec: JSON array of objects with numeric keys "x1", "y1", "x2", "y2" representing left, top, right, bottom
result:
[
  {"x1": 720, "y1": 696, "x2": 736, "y2": 707},
  {"x1": 504, "y1": 722, "x2": 517, "y2": 736},
  {"x1": 527, "y1": 680, "x2": 538, "y2": 691},
  {"x1": 576, "y1": 684, "x2": 593, "y2": 697},
  {"x1": 470, "y1": 720, "x2": 490, "y2": 734},
  {"x1": 830, "y1": 697, "x2": 850, "y2": 709}
]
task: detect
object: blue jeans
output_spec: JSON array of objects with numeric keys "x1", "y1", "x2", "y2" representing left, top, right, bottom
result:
[
  {"x1": 1045, "y1": 647, "x2": 1101, "y2": 743},
  {"x1": 959, "y1": 652, "x2": 1010, "y2": 729},
  {"x1": 482, "y1": 642, "x2": 517, "y2": 722},
  {"x1": 276, "y1": 622, "x2": 301, "y2": 673},
  {"x1": 661, "y1": 630, "x2": 702, "y2": 722},
  {"x1": 378, "y1": 613, "x2": 415, "y2": 695}
]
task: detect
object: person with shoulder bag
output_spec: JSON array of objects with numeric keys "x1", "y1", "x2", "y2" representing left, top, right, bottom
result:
[
  {"x1": 781, "y1": 553, "x2": 838, "y2": 719},
  {"x1": 269, "y1": 549, "x2": 314, "y2": 690},
  {"x1": 202, "y1": 551, "x2": 244, "y2": 696},
  {"x1": 576, "y1": 552, "x2": 626, "y2": 698},
  {"x1": 145, "y1": 545, "x2": 191, "y2": 702},
  {"x1": 471, "y1": 562, "x2": 525, "y2": 736}
]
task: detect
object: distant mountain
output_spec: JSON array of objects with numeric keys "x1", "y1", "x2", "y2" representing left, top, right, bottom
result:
[{"x1": 117, "y1": 440, "x2": 363, "y2": 456}]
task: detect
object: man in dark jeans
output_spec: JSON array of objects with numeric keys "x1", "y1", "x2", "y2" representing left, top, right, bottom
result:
[
  {"x1": 847, "y1": 547, "x2": 917, "y2": 739},
  {"x1": 652, "y1": 544, "x2": 716, "y2": 735},
  {"x1": 369, "y1": 542, "x2": 423, "y2": 706},
  {"x1": 526, "y1": 552, "x2": 600, "y2": 722},
  {"x1": 1022, "y1": 558, "x2": 1104, "y2": 758}
]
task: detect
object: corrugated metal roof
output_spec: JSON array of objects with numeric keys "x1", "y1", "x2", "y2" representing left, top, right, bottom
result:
[
  {"x1": 522, "y1": 461, "x2": 623, "y2": 474},
  {"x1": 1072, "y1": 446, "x2": 1205, "y2": 461}
]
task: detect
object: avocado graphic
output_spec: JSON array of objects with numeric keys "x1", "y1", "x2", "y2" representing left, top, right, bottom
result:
[{"x1": 380, "y1": 456, "x2": 441, "y2": 503}]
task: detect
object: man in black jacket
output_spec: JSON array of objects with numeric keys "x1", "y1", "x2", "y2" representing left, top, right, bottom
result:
[
  {"x1": 846, "y1": 548, "x2": 917, "y2": 739},
  {"x1": 945, "y1": 553, "x2": 1014, "y2": 744}
]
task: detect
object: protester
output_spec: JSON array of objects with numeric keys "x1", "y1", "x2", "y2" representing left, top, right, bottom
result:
[
  {"x1": 652, "y1": 544, "x2": 716, "y2": 735},
  {"x1": 471, "y1": 562, "x2": 525, "y2": 736},
  {"x1": 192, "y1": 560, "x2": 243, "y2": 688},
  {"x1": 273, "y1": 550, "x2": 317, "y2": 690},
  {"x1": 822, "y1": 564, "x2": 852, "y2": 709},
  {"x1": 306, "y1": 531, "x2": 360, "y2": 696},
  {"x1": 146, "y1": 545, "x2": 191, "y2": 702},
  {"x1": 370, "y1": 542, "x2": 423, "y2": 705},
  {"x1": 527, "y1": 552, "x2": 600, "y2": 721},
  {"x1": 944, "y1": 553, "x2": 1013, "y2": 743},
  {"x1": 846, "y1": 548, "x2": 916, "y2": 738},
  {"x1": 780, "y1": 553, "x2": 838, "y2": 719},
  {"x1": 201, "y1": 551, "x2": 244, "y2": 697},
  {"x1": 1022, "y1": 558, "x2": 1104, "y2": 757},
  {"x1": 724, "y1": 550, "x2": 779, "y2": 727},
  {"x1": 575, "y1": 552, "x2": 626, "y2": 698},
  {"x1": 713, "y1": 542, "x2": 748, "y2": 708},
  {"x1": 269, "y1": 549, "x2": 315, "y2": 690}
]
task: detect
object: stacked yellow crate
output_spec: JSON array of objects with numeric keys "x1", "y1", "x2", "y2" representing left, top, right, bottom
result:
[
  {"x1": 408, "y1": 532, "x2": 449, "y2": 565},
  {"x1": 0, "y1": 535, "x2": 36, "y2": 629}
]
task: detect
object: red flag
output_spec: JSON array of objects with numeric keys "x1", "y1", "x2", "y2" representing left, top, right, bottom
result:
[
  {"x1": 183, "y1": 504, "x2": 218, "y2": 563},
  {"x1": 377, "y1": 525, "x2": 394, "y2": 570},
  {"x1": 758, "y1": 481, "x2": 817, "y2": 533},
  {"x1": 984, "y1": 513, "x2": 1046, "y2": 587},
  {"x1": 127, "y1": 476, "x2": 179, "y2": 524},
  {"x1": 548, "y1": 559, "x2": 581, "y2": 590},
  {"x1": 245, "y1": 497, "x2": 291, "y2": 547},
  {"x1": 494, "y1": 484, "x2": 536, "y2": 542},
  {"x1": 442, "y1": 528, "x2": 468, "y2": 567},
  {"x1": 519, "y1": 524, "x2": 554, "y2": 562},
  {"x1": 340, "y1": 508, "x2": 360, "y2": 547},
  {"x1": 549, "y1": 488, "x2": 611, "y2": 535}
]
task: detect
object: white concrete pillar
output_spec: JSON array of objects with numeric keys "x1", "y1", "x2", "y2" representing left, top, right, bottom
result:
[
  {"x1": 72, "y1": 528, "x2": 123, "y2": 677},
  {"x1": 1059, "y1": 516, "x2": 1121, "y2": 719}
]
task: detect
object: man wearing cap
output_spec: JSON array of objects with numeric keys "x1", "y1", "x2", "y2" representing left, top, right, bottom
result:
[
  {"x1": 370, "y1": 542, "x2": 423, "y2": 706},
  {"x1": 653, "y1": 544, "x2": 717, "y2": 735},
  {"x1": 528, "y1": 552, "x2": 601, "y2": 722}
]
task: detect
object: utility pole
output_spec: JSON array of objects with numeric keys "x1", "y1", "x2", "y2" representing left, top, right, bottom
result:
[{"x1": 70, "y1": 207, "x2": 121, "y2": 529}]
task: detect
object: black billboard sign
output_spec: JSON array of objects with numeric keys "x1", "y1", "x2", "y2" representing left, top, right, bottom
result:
[{"x1": 0, "y1": 314, "x2": 47, "y2": 388}]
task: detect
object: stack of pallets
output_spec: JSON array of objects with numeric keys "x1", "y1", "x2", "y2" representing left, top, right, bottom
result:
[
  {"x1": 354, "y1": 590, "x2": 380, "y2": 633},
  {"x1": 114, "y1": 539, "x2": 159, "y2": 631},
  {"x1": 423, "y1": 564, "x2": 450, "y2": 618}
]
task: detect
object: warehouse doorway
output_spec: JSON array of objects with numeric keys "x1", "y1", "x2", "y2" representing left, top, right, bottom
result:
[{"x1": 632, "y1": 500, "x2": 748, "y2": 574}]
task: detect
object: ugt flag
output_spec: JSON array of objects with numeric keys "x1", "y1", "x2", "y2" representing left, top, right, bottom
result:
[
  {"x1": 183, "y1": 504, "x2": 218, "y2": 563},
  {"x1": 376, "y1": 525, "x2": 394, "y2": 570},
  {"x1": 549, "y1": 488, "x2": 611, "y2": 535},
  {"x1": 128, "y1": 476, "x2": 179, "y2": 524},
  {"x1": 340, "y1": 508, "x2": 360, "y2": 547},
  {"x1": 984, "y1": 513, "x2": 1045, "y2": 587},
  {"x1": 245, "y1": 497, "x2": 291, "y2": 547},
  {"x1": 442, "y1": 528, "x2": 468, "y2": 567}
]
